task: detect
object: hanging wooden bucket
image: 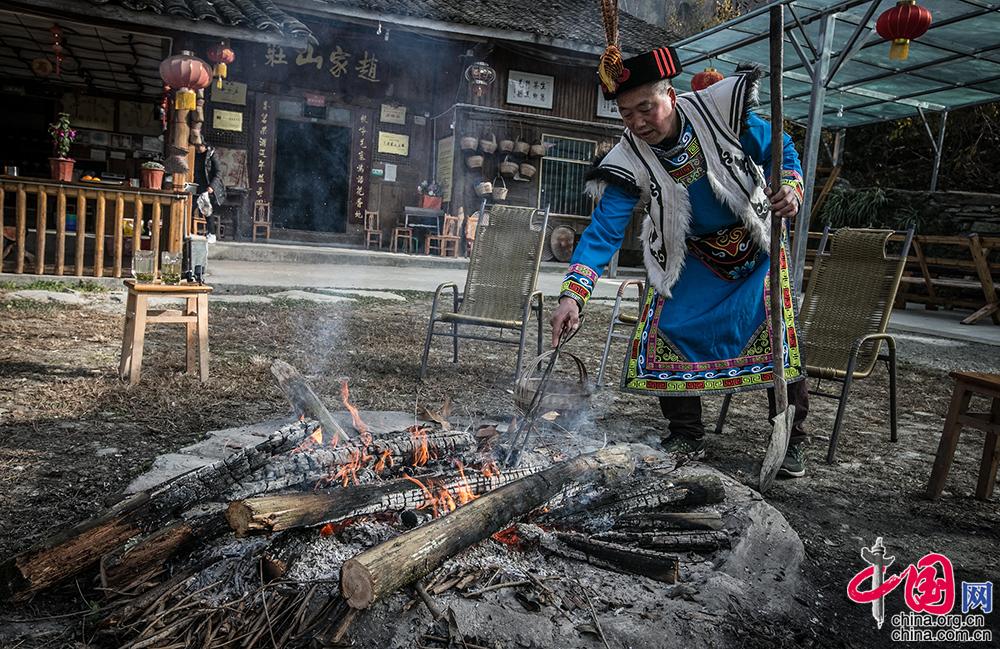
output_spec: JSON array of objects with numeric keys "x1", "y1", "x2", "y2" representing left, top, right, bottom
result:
[
  {"x1": 499, "y1": 138, "x2": 515, "y2": 153},
  {"x1": 529, "y1": 143, "x2": 546, "y2": 157},
  {"x1": 479, "y1": 133, "x2": 497, "y2": 154},
  {"x1": 514, "y1": 139, "x2": 530, "y2": 155},
  {"x1": 514, "y1": 351, "x2": 591, "y2": 417},
  {"x1": 499, "y1": 158, "x2": 519, "y2": 178},
  {"x1": 519, "y1": 162, "x2": 536, "y2": 178},
  {"x1": 492, "y1": 176, "x2": 508, "y2": 200},
  {"x1": 460, "y1": 136, "x2": 479, "y2": 151},
  {"x1": 466, "y1": 155, "x2": 484, "y2": 169}
]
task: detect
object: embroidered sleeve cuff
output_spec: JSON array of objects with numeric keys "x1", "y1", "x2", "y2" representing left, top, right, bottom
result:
[
  {"x1": 560, "y1": 263, "x2": 599, "y2": 309},
  {"x1": 781, "y1": 170, "x2": 805, "y2": 203}
]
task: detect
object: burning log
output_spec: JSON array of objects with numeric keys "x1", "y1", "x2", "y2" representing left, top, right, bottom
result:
[
  {"x1": 228, "y1": 465, "x2": 541, "y2": 535},
  {"x1": 548, "y1": 474, "x2": 725, "y2": 525},
  {"x1": 0, "y1": 421, "x2": 315, "y2": 602},
  {"x1": 545, "y1": 532, "x2": 680, "y2": 584},
  {"x1": 614, "y1": 511, "x2": 724, "y2": 531},
  {"x1": 271, "y1": 359, "x2": 350, "y2": 444},
  {"x1": 227, "y1": 427, "x2": 477, "y2": 500},
  {"x1": 591, "y1": 530, "x2": 731, "y2": 553},
  {"x1": 339, "y1": 445, "x2": 638, "y2": 610}
]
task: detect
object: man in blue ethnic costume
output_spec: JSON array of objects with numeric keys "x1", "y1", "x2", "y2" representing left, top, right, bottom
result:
[{"x1": 550, "y1": 41, "x2": 810, "y2": 477}]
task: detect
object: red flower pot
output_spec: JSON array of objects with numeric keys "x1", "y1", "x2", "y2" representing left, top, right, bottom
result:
[
  {"x1": 421, "y1": 195, "x2": 442, "y2": 210},
  {"x1": 140, "y1": 168, "x2": 164, "y2": 190},
  {"x1": 49, "y1": 157, "x2": 74, "y2": 182}
]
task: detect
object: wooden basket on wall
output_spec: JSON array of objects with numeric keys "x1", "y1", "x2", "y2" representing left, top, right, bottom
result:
[
  {"x1": 460, "y1": 136, "x2": 479, "y2": 151},
  {"x1": 466, "y1": 155, "x2": 484, "y2": 169}
]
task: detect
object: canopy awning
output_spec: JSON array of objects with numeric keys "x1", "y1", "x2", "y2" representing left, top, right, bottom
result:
[{"x1": 672, "y1": 0, "x2": 1000, "y2": 128}]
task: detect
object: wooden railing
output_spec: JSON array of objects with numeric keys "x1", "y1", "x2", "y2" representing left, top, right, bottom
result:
[{"x1": 0, "y1": 177, "x2": 191, "y2": 278}]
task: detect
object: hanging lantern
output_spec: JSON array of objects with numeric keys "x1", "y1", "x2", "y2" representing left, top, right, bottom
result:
[
  {"x1": 691, "y1": 67, "x2": 724, "y2": 92},
  {"x1": 876, "y1": 0, "x2": 932, "y2": 61},
  {"x1": 464, "y1": 61, "x2": 497, "y2": 97},
  {"x1": 159, "y1": 51, "x2": 212, "y2": 111},
  {"x1": 206, "y1": 41, "x2": 236, "y2": 89},
  {"x1": 50, "y1": 24, "x2": 64, "y2": 77}
]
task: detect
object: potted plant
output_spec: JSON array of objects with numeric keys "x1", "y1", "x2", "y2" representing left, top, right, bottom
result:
[
  {"x1": 140, "y1": 160, "x2": 166, "y2": 190},
  {"x1": 47, "y1": 112, "x2": 77, "y2": 182},
  {"x1": 417, "y1": 180, "x2": 443, "y2": 209}
]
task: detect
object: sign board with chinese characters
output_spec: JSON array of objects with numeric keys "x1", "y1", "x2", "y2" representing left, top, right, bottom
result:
[
  {"x1": 380, "y1": 104, "x2": 406, "y2": 124},
  {"x1": 506, "y1": 71, "x2": 554, "y2": 109},
  {"x1": 251, "y1": 39, "x2": 387, "y2": 94},
  {"x1": 211, "y1": 80, "x2": 248, "y2": 106},
  {"x1": 596, "y1": 86, "x2": 621, "y2": 119},
  {"x1": 213, "y1": 109, "x2": 244, "y2": 132},
  {"x1": 250, "y1": 94, "x2": 276, "y2": 203},
  {"x1": 377, "y1": 132, "x2": 409, "y2": 156},
  {"x1": 435, "y1": 136, "x2": 454, "y2": 203},
  {"x1": 350, "y1": 109, "x2": 375, "y2": 223}
]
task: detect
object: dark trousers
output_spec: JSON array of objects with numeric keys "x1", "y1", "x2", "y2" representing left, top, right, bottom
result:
[{"x1": 659, "y1": 379, "x2": 809, "y2": 445}]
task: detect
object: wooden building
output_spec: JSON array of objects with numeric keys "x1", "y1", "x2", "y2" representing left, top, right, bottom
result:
[{"x1": 0, "y1": 0, "x2": 676, "y2": 277}]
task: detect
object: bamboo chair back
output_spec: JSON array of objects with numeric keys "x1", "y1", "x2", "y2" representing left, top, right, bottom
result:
[
  {"x1": 799, "y1": 228, "x2": 911, "y2": 380},
  {"x1": 456, "y1": 204, "x2": 548, "y2": 326}
]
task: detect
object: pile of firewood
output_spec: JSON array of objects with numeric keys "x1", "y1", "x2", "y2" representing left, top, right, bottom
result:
[{"x1": 0, "y1": 361, "x2": 734, "y2": 648}]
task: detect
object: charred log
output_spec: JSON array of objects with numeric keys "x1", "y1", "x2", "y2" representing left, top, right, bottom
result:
[
  {"x1": 614, "y1": 511, "x2": 724, "y2": 531},
  {"x1": 339, "y1": 445, "x2": 638, "y2": 610},
  {"x1": 591, "y1": 530, "x2": 731, "y2": 552},
  {"x1": 228, "y1": 465, "x2": 540, "y2": 535},
  {"x1": 0, "y1": 421, "x2": 314, "y2": 602},
  {"x1": 545, "y1": 532, "x2": 679, "y2": 584}
]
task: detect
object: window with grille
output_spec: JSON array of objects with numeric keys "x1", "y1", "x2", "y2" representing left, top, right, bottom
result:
[{"x1": 538, "y1": 134, "x2": 597, "y2": 217}]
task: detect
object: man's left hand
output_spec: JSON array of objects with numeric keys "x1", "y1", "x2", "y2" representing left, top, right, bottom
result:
[{"x1": 764, "y1": 185, "x2": 800, "y2": 218}]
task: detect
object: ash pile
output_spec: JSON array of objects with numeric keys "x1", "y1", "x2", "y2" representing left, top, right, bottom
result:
[{"x1": 0, "y1": 363, "x2": 810, "y2": 649}]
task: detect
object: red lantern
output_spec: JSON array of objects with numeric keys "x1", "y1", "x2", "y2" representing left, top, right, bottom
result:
[
  {"x1": 159, "y1": 51, "x2": 212, "y2": 111},
  {"x1": 206, "y1": 42, "x2": 236, "y2": 89},
  {"x1": 876, "y1": 0, "x2": 932, "y2": 61},
  {"x1": 691, "y1": 67, "x2": 724, "y2": 92}
]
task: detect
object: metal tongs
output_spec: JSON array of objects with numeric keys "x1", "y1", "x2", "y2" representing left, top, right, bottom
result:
[{"x1": 503, "y1": 316, "x2": 583, "y2": 467}]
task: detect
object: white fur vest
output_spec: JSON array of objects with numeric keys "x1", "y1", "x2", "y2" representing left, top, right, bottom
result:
[{"x1": 587, "y1": 66, "x2": 771, "y2": 297}]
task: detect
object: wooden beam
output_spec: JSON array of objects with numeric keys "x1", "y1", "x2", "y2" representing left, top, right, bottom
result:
[{"x1": 7, "y1": 0, "x2": 308, "y2": 48}]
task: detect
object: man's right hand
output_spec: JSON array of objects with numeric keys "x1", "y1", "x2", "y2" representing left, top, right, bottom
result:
[{"x1": 550, "y1": 297, "x2": 581, "y2": 349}]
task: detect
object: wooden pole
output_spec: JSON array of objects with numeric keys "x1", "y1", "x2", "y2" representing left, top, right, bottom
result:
[
  {"x1": 340, "y1": 445, "x2": 637, "y2": 609},
  {"x1": 35, "y1": 188, "x2": 47, "y2": 274},
  {"x1": 55, "y1": 187, "x2": 66, "y2": 275},
  {"x1": 15, "y1": 184, "x2": 26, "y2": 274},
  {"x1": 94, "y1": 194, "x2": 106, "y2": 277},
  {"x1": 75, "y1": 189, "x2": 86, "y2": 276},
  {"x1": 270, "y1": 359, "x2": 350, "y2": 444},
  {"x1": 113, "y1": 193, "x2": 124, "y2": 277}
]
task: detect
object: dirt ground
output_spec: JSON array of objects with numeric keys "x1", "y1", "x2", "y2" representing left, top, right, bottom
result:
[{"x1": 1, "y1": 285, "x2": 998, "y2": 648}]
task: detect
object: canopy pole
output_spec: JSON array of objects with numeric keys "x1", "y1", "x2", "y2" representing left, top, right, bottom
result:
[
  {"x1": 930, "y1": 111, "x2": 948, "y2": 192},
  {"x1": 791, "y1": 13, "x2": 835, "y2": 297}
]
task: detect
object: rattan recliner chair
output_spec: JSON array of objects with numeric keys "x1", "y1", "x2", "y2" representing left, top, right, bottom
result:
[
  {"x1": 716, "y1": 227, "x2": 914, "y2": 463},
  {"x1": 420, "y1": 202, "x2": 549, "y2": 379}
]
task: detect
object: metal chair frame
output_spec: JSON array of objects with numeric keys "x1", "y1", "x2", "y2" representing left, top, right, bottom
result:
[
  {"x1": 420, "y1": 202, "x2": 549, "y2": 380},
  {"x1": 596, "y1": 278, "x2": 645, "y2": 387},
  {"x1": 715, "y1": 227, "x2": 914, "y2": 463}
]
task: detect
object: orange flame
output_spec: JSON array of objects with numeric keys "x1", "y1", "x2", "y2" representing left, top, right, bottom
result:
[
  {"x1": 404, "y1": 473, "x2": 435, "y2": 507},
  {"x1": 453, "y1": 461, "x2": 479, "y2": 505},
  {"x1": 333, "y1": 448, "x2": 364, "y2": 487},
  {"x1": 481, "y1": 459, "x2": 499, "y2": 478},
  {"x1": 409, "y1": 426, "x2": 431, "y2": 466},
  {"x1": 292, "y1": 425, "x2": 324, "y2": 453},
  {"x1": 319, "y1": 523, "x2": 334, "y2": 537},
  {"x1": 374, "y1": 449, "x2": 393, "y2": 474},
  {"x1": 491, "y1": 525, "x2": 522, "y2": 546},
  {"x1": 340, "y1": 380, "x2": 369, "y2": 436}
]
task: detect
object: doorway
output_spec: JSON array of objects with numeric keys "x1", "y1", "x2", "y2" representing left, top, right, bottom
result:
[{"x1": 272, "y1": 119, "x2": 350, "y2": 233}]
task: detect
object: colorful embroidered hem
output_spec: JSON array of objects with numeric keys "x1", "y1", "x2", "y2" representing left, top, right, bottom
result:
[
  {"x1": 620, "y1": 245, "x2": 803, "y2": 396},
  {"x1": 560, "y1": 263, "x2": 599, "y2": 308}
]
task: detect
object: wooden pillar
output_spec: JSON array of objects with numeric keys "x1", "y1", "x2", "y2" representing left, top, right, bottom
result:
[
  {"x1": 132, "y1": 195, "x2": 143, "y2": 263},
  {"x1": 113, "y1": 193, "x2": 125, "y2": 278},
  {"x1": 151, "y1": 199, "x2": 162, "y2": 275},
  {"x1": 35, "y1": 188, "x2": 47, "y2": 274},
  {"x1": 94, "y1": 194, "x2": 106, "y2": 277},
  {"x1": 15, "y1": 183, "x2": 26, "y2": 274},
  {"x1": 75, "y1": 189, "x2": 87, "y2": 276},
  {"x1": 55, "y1": 187, "x2": 66, "y2": 275}
]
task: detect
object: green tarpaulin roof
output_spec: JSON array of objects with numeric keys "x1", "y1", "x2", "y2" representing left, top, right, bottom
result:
[{"x1": 672, "y1": 0, "x2": 1000, "y2": 128}]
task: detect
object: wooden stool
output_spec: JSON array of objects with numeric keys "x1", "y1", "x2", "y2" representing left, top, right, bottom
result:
[
  {"x1": 119, "y1": 280, "x2": 213, "y2": 386},
  {"x1": 927, "y1": 371, "x2": 1000, "y2": 500}
]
